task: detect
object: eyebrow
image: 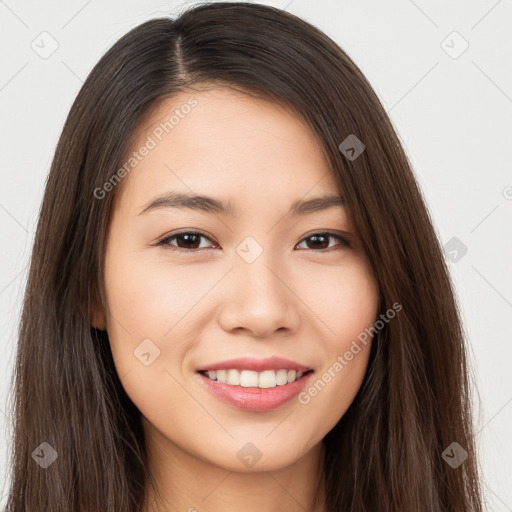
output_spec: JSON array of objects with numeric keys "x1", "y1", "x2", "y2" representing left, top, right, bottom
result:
[{"x1": 138, "y1": 191, "x2": 345, "y2": 217}]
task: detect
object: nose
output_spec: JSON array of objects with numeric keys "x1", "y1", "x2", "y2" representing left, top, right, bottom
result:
[{"x1": 217, "y1": 256, "x2": 301, "y2": 338}]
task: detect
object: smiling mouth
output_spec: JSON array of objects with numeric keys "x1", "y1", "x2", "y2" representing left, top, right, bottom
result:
[{"x1": 198, "y1": 368, "x2": 314, "y2": 388}]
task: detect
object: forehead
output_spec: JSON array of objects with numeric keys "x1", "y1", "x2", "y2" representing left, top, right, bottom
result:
[{"x1": 115, "y1": 87, "x2": 340, "y2": 213}]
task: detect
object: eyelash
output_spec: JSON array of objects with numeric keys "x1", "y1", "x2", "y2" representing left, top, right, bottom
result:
[{"x1": 156, "y1": 230, "x2": 351, "y2": 254}]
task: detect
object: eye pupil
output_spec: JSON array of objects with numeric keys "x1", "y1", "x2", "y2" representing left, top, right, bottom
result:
[
  {"x1": 307, "y1": 234, "x2": 328, "y2": 249},
  {"x1": 180, "y1": 233, "x2": 200, "y2": 248}
]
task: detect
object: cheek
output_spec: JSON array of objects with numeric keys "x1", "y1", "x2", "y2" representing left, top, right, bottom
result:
[
  {"x1": 296, "y1": 260, "x2": 378, "y2": 424},
  {"x1": 102, "y1": 249, "x2": 193, "y2": 413},
  {"x1": 306, "y1": 257, "x2": 379, "y2": 348},
  {"x1": 103, "y1": 248, "x2": 215, "y2": 339},
  {"x1": 102, "y1": 246, "x2": 227, "y2": 393}
]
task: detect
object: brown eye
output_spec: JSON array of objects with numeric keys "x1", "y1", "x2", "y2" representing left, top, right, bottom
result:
[
  {"x1": 158, "y1": 231, "x2": 217, "y2": 252},
  {"x1": 296, "y1": 232, "x2": 350, "y2": 252}
]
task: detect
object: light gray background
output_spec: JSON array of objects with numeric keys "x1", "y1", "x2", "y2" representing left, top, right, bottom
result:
[{"x1": 1, "y1": 0, "x2": 511, "y2": 509}]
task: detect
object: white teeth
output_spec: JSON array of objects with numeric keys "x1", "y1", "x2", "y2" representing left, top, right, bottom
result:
[{"x1": 202, "y1": 368, "x2": 308, "y2": 388}]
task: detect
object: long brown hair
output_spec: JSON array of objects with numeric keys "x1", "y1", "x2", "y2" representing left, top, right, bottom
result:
[{"x1": 6, "y1": 3, "x2": 482, "y2": 511}]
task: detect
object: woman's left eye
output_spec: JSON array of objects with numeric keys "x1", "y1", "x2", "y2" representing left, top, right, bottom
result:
[
  {"x1": 296, "y1": 232, "x2": 351, "y2": 251},
  {"x1": 157, "y1": 231, "x2": 350, "y2": 253}
]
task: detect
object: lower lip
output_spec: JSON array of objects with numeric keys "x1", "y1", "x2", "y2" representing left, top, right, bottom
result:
[{"x1": 197, "y1": 371, "x2": 313, "y2": 412}]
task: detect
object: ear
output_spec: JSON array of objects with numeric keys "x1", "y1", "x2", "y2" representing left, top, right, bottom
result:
[{"x1": 90, "y1": 295, "x2": 107, "y2": 331}]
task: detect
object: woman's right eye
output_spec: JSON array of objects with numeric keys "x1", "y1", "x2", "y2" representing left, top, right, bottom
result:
[{"x1": 157, "y1": 231, "x2": 217, "y2": 253}]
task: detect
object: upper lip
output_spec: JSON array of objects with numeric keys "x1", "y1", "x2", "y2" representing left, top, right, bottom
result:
[{"x1": 197, "y1": 356, "x2": 312, "y2": 373}]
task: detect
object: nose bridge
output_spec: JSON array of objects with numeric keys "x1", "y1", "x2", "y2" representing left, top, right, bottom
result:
[
  {"x1": 239, "y1": 251, "x2": 283, "y2": 300},
  {"x1": 235, "y1": 234, "x2": 282, "y2": 292},
  {"x1": 217, "y1": 239, "x2": 300, "y2": 336}
]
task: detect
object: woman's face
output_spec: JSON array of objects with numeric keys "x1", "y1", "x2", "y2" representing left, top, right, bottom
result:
[{"x1": 96, "y1": 87, "x2": 379, "y2": 472}]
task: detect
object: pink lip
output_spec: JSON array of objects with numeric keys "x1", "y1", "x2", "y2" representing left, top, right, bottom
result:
[
  {"x1": 196, "y1": 370, "x2": 314, "y2": 412},
  {"x1": 196, "y1": 356, "x2": 311, "y2": 372}
]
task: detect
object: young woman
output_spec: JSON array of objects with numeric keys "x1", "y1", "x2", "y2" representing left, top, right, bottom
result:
[{"x1": 6, "y1": 2, "x2": 482, "y2": 511}]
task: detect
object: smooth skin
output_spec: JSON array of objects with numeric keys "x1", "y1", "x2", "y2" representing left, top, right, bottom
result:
[{"x1": 93, "y1": 87, "x2": 379, "y2": 512}]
